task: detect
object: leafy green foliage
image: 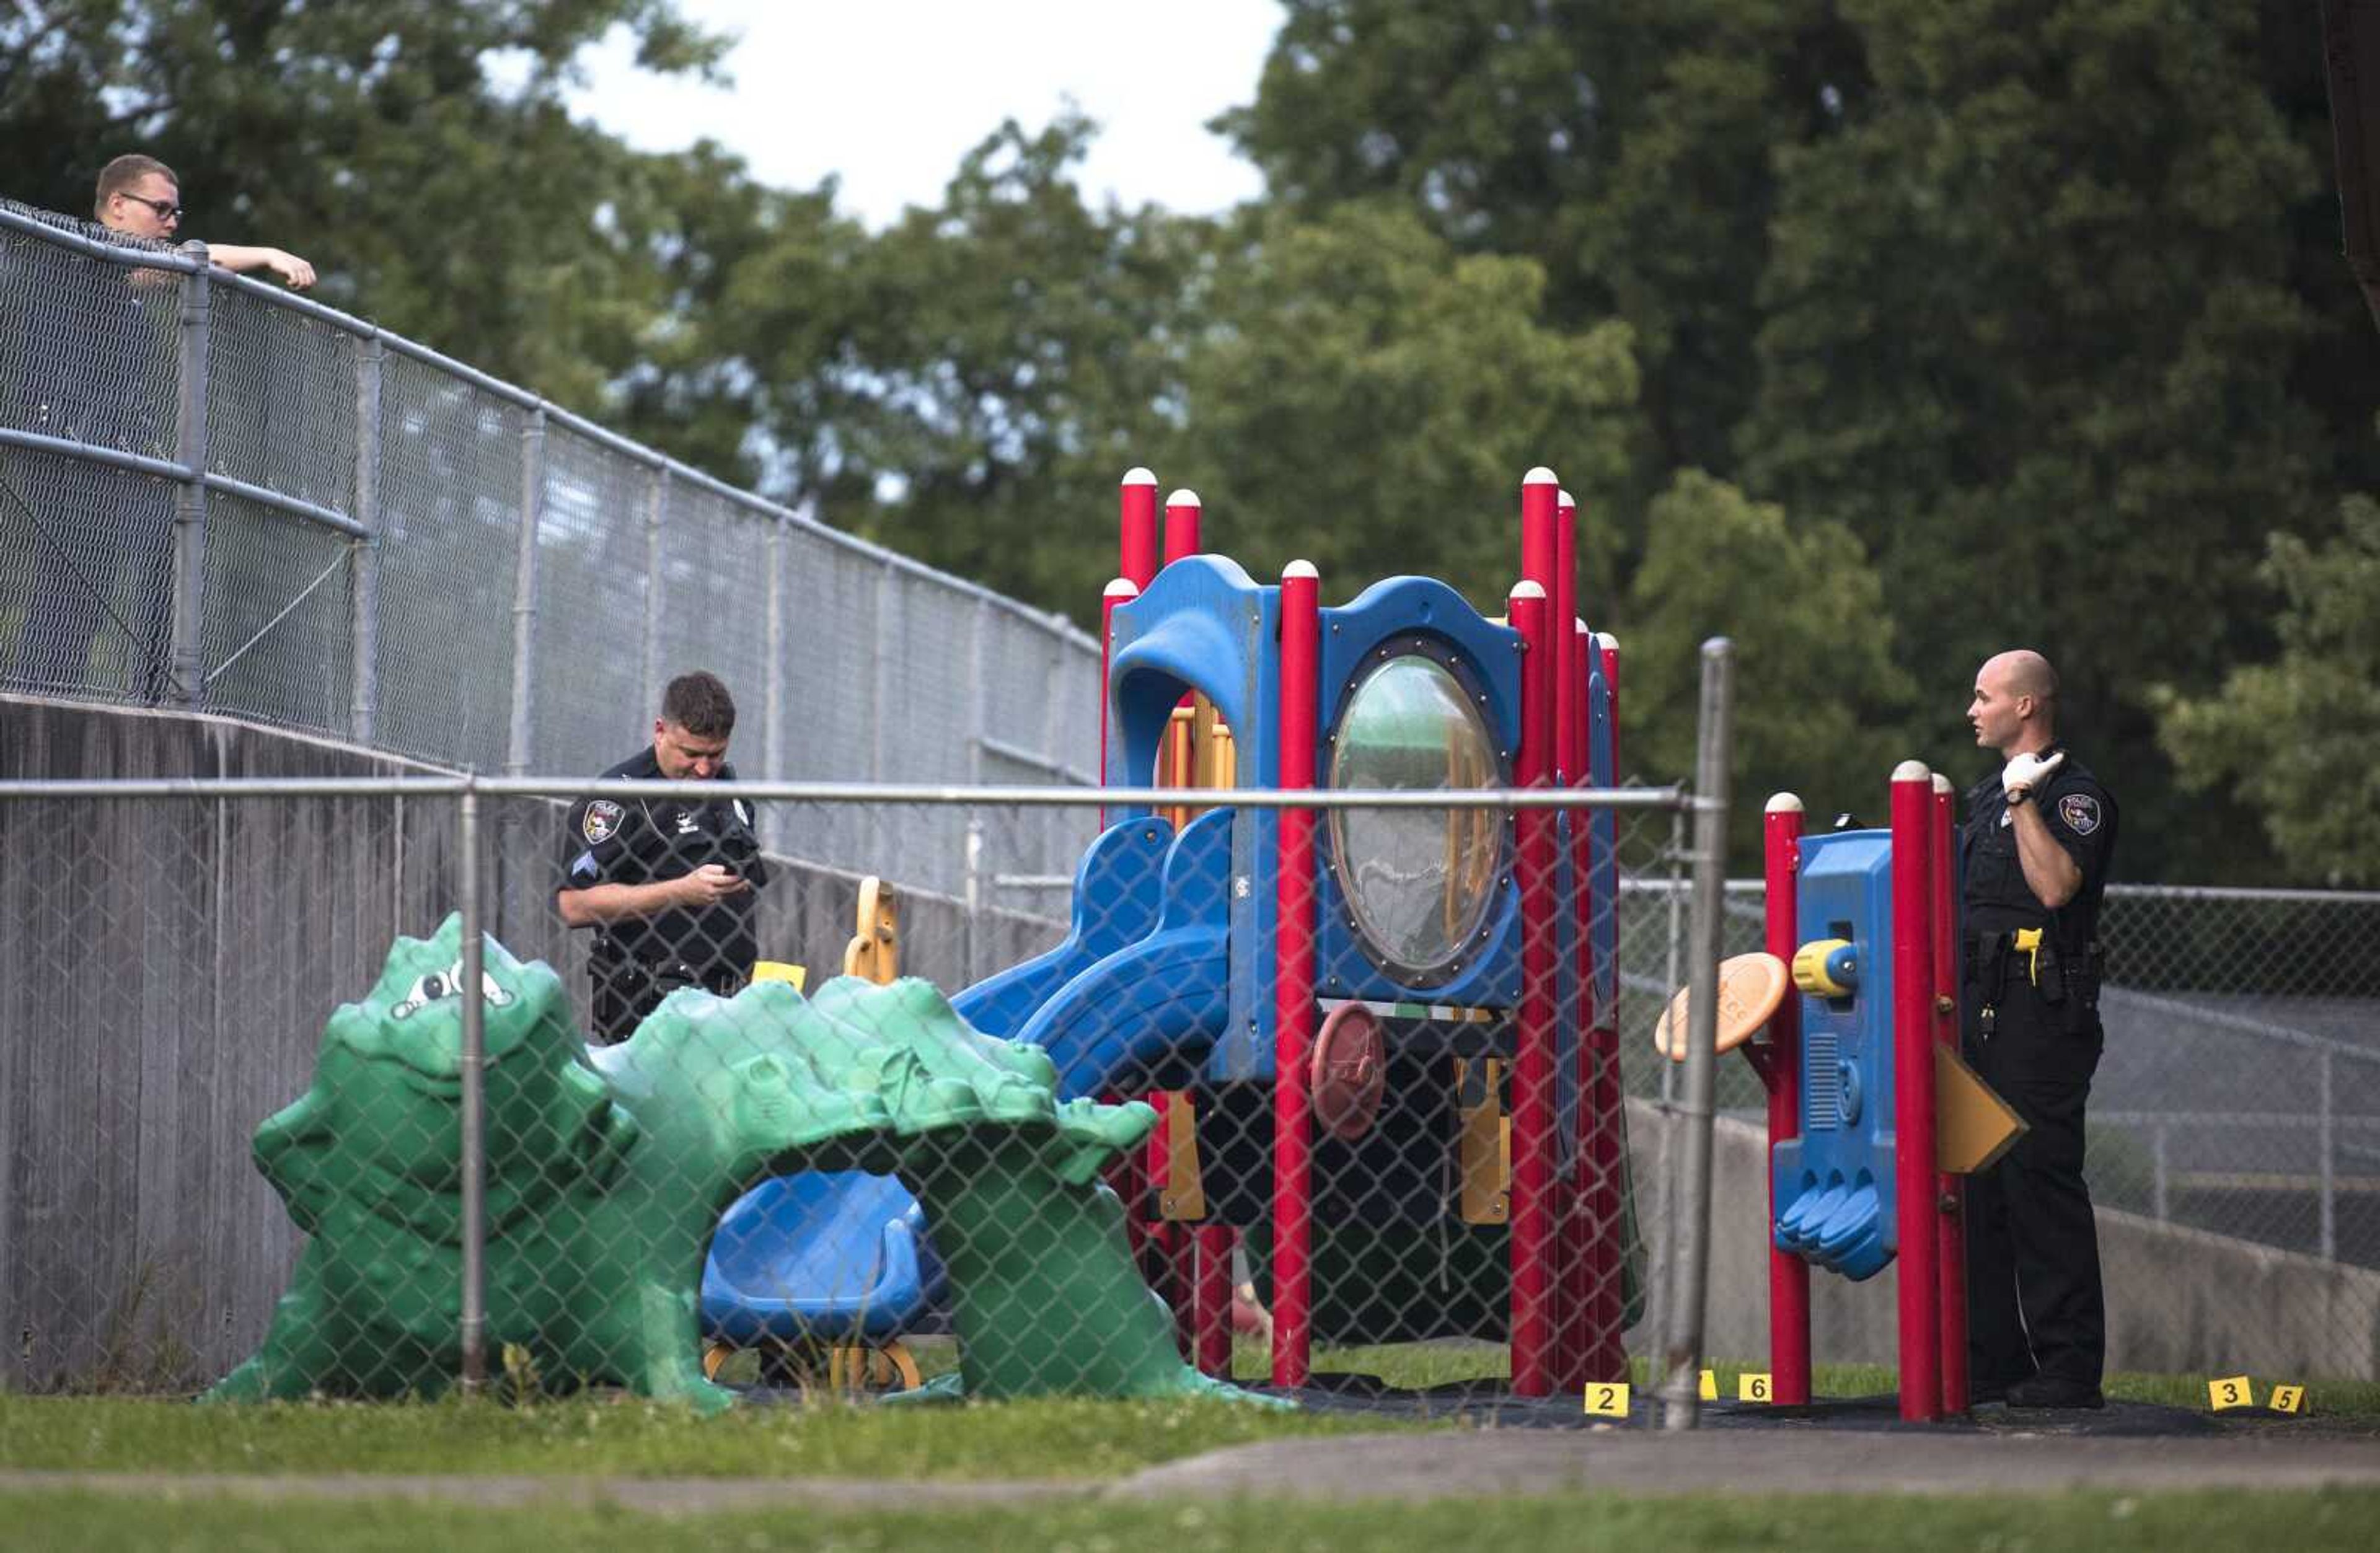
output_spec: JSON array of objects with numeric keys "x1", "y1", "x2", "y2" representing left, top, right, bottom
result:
[
  {"x1": 2159, "y1": 497, "x2": 2380, "y2": 884},
  {"x1": 1140, "y1": 200, "x2": 1639, "y2": 610},
  {"x1": 1616, "y1": 471, "x2": 1915, "y2": 860},
  {"x1": 8, "y1": 0, "x2": 2378, "y2": 882}
]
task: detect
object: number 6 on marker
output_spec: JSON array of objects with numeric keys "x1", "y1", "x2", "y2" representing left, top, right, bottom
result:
[{"x1": 1739, "y1": 1373, "x2": 1772, "y2": 1404}]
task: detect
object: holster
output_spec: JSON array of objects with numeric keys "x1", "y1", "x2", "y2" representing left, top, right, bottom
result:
[{"x1": 2059, "y1": 940, "x2": 2105, "y2": 1035}]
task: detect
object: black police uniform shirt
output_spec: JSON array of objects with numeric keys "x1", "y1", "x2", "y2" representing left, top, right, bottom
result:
[
  {"x1": 559, "y1": 747, "x2": 770, "y2": 983},
  {"x1": 1960, "y1": 742, "x2": 2118, "y2": 949}
]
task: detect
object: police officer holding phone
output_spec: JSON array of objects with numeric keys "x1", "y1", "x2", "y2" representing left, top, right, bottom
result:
[
  {"x1": 557, "y1": 670, "x2": 769, "y2": 1043},
  {"x1": 1960, "y1": 649, "x2": 2118, "y2": 1410}
]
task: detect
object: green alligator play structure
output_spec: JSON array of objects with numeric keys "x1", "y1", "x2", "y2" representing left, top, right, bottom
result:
[{"x1": 201, "y1": 914, "x2": 1277, "y2": 1412}]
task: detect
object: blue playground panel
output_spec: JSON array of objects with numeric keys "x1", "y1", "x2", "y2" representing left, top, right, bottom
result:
[{"x1": 1770, "y1": 828, "x2": 1901, "y2": 1280}]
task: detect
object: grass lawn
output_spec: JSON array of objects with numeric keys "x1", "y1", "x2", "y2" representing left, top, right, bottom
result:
[
  {"x1": 9, "y1": 1485, "x2": 2380, "y2": 1552},
  {"x1": 4, "y1": 1343, "x2": 2373, "y2": 1483}
]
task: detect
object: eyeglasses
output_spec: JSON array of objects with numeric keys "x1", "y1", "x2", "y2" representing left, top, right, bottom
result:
[{"x1": 115, "y1": 192, "x2": 182, "y2": 221}]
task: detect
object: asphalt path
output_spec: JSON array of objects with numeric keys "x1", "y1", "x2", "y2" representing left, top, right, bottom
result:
[{"x1": 6, "y1": 1409, "x2": 2378, "y2": 1513}]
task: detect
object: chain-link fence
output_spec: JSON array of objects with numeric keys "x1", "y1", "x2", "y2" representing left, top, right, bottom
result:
[
  {"x1": 0, "y1": 198, "x2": 1100, "y2": 904},
  {"x1": 0, "y1": 778, "x2": 1724, "y2": 1409}
]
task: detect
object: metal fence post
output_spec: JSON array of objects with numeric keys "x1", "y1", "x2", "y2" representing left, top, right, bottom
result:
[
  {"x1": 2321, "y1": 1051, "x2": 2336, "y2": 1261},
  {"x1": 167, "y1": 253, "x2": 212, "y2": 706},
  {"x1": 348, "y1": 333, "x2": 383, "y2": 743},
  {"x1": 764, "y1": 513, "x2": 786, "y2": 785},
  {"x1": 641, "y1": 465, "x2": 669, "y2": 716},
  {"x1": 1660, "y1": 636, "x2": 1733, "y2": 1431},
  {"x1": 872, "y1": 561, "x2": 898, "y2": 782},
  {"x1": 2153, "y1": 1123, "x2": 2171, "y2": 1223},
  {"x1": 457, "y1": 780, "x2": 487, "y2": 1393},
  {"x1": 504, "y1": 408, "x2": 546, "y2": 776}
]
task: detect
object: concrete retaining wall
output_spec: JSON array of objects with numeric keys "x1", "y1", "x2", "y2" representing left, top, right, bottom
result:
[{"x1": 1629, "y1": 1102, "x2": 2380, "y2": 1381}]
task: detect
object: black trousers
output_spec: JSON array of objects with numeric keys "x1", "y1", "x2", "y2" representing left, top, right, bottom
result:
[
  {"x1": 1962, "y1": 959, "x2": 2105, "y2": 1389},
  {"x1": 588, "y1": 954, "x2": 745, "y2": 1045}
]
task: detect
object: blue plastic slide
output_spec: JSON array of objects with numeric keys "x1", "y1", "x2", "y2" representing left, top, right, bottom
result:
[{"x1": 697, "y1": 807, "x2": 1235, "y2": 1352}]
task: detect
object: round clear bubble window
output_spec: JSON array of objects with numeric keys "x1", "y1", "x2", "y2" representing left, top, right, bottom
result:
[{"x1": 1326, "y1": 647, "x2": 1507, "y2": 983}]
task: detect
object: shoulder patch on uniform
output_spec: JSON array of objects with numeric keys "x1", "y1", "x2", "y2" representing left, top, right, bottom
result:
[
  {"x1": 581, "y1": 799, "x2": 625, "y2": 845},
  {"x1": 2056, "y1": 792, "x2": 2101, "y2": 836}
]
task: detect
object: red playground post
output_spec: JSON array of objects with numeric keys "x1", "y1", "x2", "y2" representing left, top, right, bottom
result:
[
  {"x1": 1890, "y1": 761, "x2": 1942, "y2": 1422},
  {"x1": 1930, "y1": 772, "x2": 1968, "y2": 1414},
  {"x1": 1507, "y1": 574, "x2": 1557, "y2": 1395},
  {"x1": 1761, "y1": 794, "x2": 1812, "y2": 1405},
  {"x1": 1271, "y1": 558, "x2": 1320, "y2": 1388}
]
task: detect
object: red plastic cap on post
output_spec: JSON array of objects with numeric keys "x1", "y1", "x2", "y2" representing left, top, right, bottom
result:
[
  {"x1": 1163, "y1": 488, "x2": 1204, "y2": 567},
  {"x1": 1119, "y1": 467, "x2": 1160, "y2": 591}
]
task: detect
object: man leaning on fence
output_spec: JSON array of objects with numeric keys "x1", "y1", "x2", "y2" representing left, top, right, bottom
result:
[
  {"x1": 4, "y1": 153, "x2": 314, "y2": 703},
  {"x1": 557, "y1": 671, "x2": 771, "y2": 1044},
  {"x1": 1960, "y1": 649, "x2": 2118, "y2": 1411}
]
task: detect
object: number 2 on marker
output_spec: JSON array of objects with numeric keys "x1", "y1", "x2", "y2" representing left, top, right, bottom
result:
[{"x1": 1584, "y1": 1382, "x2": 1630, "y2": 1417}]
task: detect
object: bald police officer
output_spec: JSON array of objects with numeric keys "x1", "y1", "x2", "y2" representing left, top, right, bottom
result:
[
  {"x1": 557, "y1": 671, "x2": 769, "y2": 1044},
  {"x1": 1960, "y1": 649, "x2": 2117, "y2": 1410}
]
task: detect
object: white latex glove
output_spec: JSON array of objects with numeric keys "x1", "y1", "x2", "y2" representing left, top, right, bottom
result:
[{"x1": 2002, "y1": 749, "x2": 2066, "y2": 804}]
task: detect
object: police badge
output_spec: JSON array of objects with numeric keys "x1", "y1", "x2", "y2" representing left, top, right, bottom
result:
[
  {"x1": 582, "y1": 799, "x2": 625, "y2": 845},
  {"x1": 2056, "y1": 792, "x2": 2100, "y2": 835}
]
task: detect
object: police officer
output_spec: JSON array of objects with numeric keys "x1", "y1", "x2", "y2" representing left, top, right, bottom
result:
[
  {"x1": 557, "y1": 670, "x2": 770, "y2": 1043},
  {"x1": 1960, "y1": 649, "x2": 2117, "y2": 1410}
]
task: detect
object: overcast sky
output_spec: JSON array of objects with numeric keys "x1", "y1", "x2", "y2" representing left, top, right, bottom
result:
[{"x1": 571, "y1": 1, "x2": 1284, "y2": 227}]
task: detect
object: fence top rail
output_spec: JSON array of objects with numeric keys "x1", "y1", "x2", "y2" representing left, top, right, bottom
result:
[
  {"x1": 0, "y1": 200, "x2": 1095, "y2": 655},
  {"x1": 1690, "y1": 876, "x2": 2380, "y2": 906},
  {"x1": 0, "y1": 776, "x2": 1693, "y2": 811}
]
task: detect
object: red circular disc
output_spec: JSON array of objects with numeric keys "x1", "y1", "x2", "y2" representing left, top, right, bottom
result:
[{"x1": 1311, "y1": 1001, "x2": 1387, "y2": 1141}]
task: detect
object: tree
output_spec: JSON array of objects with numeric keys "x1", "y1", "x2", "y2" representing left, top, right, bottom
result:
[
  {"x1": 1616, "y1": 469, "x2": 1915, "y2": 861},
  {"x1": 1219, "y1": 0, "x2": 1869, "y2": 495},
  {"x1": 699, "y1": 113, "x2": 1202, "y2": 615},
  {"x1": 0, "y1": 0, "x2": 744, "y2": 412},
  {"x1": 1737, "y1": 0, "x2": 2332, "y2": 879},
  {"x1": 1140, "y1": 200, "x2": 1639, "y2": 615},
  {"x1": 2159, "y1": 496, "x2": 2380, "y2": 884}
]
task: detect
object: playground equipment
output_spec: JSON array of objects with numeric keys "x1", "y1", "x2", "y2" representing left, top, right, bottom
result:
[
  {"x1": 700, "y1": 464, "x2": 1642, "y2": 1396},
  {"x1": 204, "y1": 914, "x2": 1267, "y2": 1410},
  {"x1": 699, "y1": 878, "x2": 948, "y2": 1392},
  {"x1": 1662, "y1": 767, "x2": 2022, "y2": 1422}
]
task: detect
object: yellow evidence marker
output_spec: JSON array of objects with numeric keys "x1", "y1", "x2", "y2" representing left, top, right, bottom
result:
[
  {"x1": 1652, "y1": 952, "x2": 1791, "y2": 1062},
  {"x1": 1584, "y1": 1381, "x2": 1630, "y2": 1419},
  {"x1": 751, "y1": 961, "x2": 806, "y2": 992},
  {"x1": 2209, "y1": 1375, "x2": 2256, "y2": 1410},
  {"x1": 1699, "y1": 1369, "x2": 1718, "y2": 1401},
  {"x1": 1738, "y1": 1373, "x2": 1774, "y2": 1404},
  {"x1": 2270, "y1": 1384, "x2": 2306, "y2": 1414}
]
